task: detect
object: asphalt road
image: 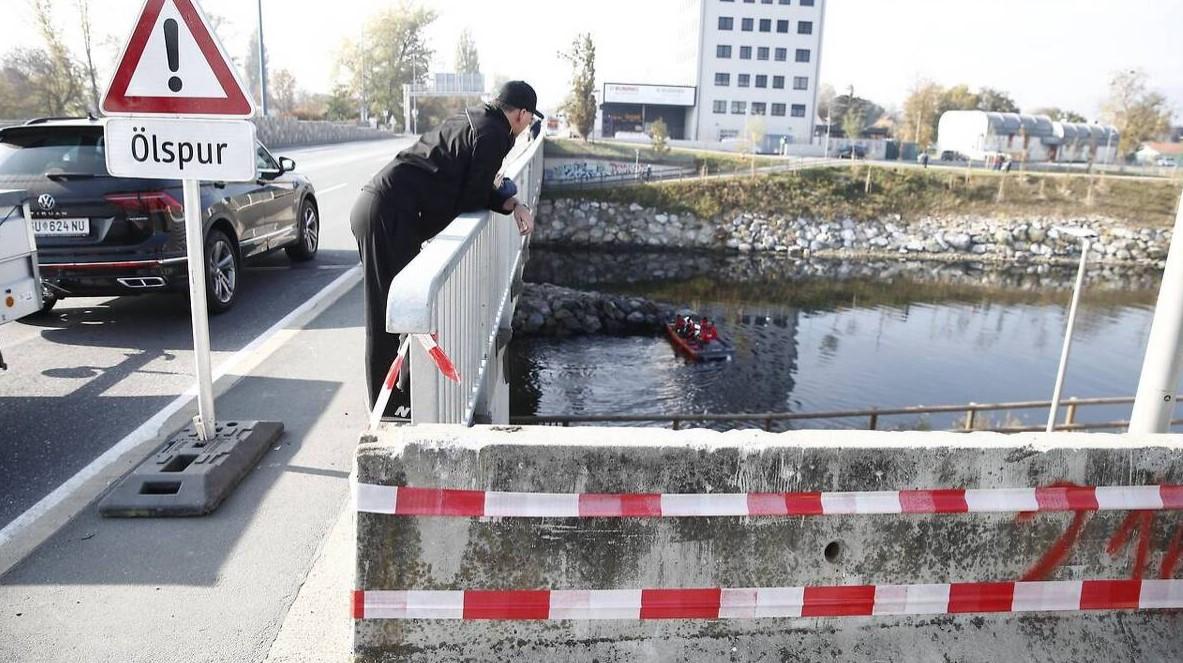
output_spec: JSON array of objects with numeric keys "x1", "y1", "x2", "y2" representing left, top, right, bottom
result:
[{"x1": 0, "y1": 137, "x2": 413, "y2": 530}]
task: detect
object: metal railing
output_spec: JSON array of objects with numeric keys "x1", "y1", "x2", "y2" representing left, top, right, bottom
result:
[
  {"x1": 510, "y1": 395, "x2": 1183, "y2": 433},
  {"x1": 385, "y1": 135, "x2": 543, "y2": 425}
]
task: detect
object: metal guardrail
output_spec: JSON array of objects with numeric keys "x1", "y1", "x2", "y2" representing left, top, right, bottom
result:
[
  {"x1": 510, "y1": 395, "x2": 1182, "y2": 433},
  {"x1": 385, "y1": 135, "x2": 544, "y2": 425}
]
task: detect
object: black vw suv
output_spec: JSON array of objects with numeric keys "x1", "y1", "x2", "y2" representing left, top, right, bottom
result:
[{"x1": 0, "y1": 116, "x2": 320, "y2": 313}]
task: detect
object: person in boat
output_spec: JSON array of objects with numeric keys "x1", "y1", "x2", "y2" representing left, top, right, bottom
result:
[
  {"x1": 674, "y1": 315, "x2": 689, "y2": 337},
  {"x1": 698, "y1": 317, "x2": 719, "y2": 343}
]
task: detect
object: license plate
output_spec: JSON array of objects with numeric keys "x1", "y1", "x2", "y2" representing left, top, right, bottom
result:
[{"x1": 33, "y1": 218, "x2": 90, "y2": 237}]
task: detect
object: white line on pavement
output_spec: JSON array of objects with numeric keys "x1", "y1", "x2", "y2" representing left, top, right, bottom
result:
[
  {"x1": 316, "y1": 183, "x2": 349, "y2": 195},
  {"x1": 0, "y1": 264, "x2": 362, "y2": 563}
]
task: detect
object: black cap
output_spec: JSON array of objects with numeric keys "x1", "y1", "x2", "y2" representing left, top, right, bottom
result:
[{"x1": 496, "y1": 80, "x2": 544, "y2": 119}]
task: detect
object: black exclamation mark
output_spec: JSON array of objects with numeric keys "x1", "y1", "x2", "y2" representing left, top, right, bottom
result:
[{"x1": 164, "y1": 18, "x2": 182, "y2": 93}]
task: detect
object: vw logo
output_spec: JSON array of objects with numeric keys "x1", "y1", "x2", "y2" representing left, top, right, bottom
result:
[{"x1": 37, "y1": 194, "x2": 56, "y2": 211}]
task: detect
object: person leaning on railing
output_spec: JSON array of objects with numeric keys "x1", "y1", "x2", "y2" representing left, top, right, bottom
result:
[{"x1": 349, "y1": 80, "x2": 543, "y2": 421}]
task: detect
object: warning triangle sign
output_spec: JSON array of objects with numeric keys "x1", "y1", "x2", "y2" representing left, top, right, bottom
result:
[{"x1": 102, "y1": 0, "x2": 256, "y2": 117}]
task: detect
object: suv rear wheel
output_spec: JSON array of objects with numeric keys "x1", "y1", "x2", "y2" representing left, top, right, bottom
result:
[
  {"x1": 204, "y1": 228, "x2": 240, "y2": 314},
  {"x1": 285, "y1": 198, "x2": 319, "y2": 262}
]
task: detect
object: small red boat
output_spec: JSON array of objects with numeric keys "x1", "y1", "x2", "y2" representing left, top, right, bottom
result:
[{"x1": 664, "y1": 322, "x2": 735, "y2": 362}]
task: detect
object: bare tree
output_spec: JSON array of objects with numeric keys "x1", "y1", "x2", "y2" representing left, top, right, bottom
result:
[
  {"x1": 1101, "y1": 70, "x2": 1173, "y2": 158},
  {"x1": 29, "y1": 0, "x2": 85, "y2": 115},
  {"x1": 271, "y1": 68, "x2": 297, "y2": 115},
  {"x1": 75, "y1": 0, "x2": 100, "y2": 112},
  {"x1": 454, "y1": 29, "x2": 480, "y2": 75},
  {"x1": 560, "y1": 33, "x2": 596, "y2": 140}
]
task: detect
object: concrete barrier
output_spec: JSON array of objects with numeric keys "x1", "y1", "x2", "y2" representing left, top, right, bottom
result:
[
  {"x1": 353, "y1": 426, "x2": 1183, "y2": 662},
  {"x1": 251, "y1": 116, "x2": 395, "y2": 149}
]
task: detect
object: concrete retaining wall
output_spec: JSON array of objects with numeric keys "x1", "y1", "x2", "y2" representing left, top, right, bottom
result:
[
  {"x1": 0, "y1": 117, "x2": 394, "y2": 149},
  {"x1": 354, "y1": 426, "x2": 1183, "y2": 662},
  {"x1": 251, "y1": 116, "x2": 395, "y2": 149}
]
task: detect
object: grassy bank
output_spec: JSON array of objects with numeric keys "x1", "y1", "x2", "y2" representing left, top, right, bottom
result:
[
  {"x1": 544, "y1": 138, "x2": 781, "y2": 174},
  {"x1": 542, "y1": 164, "x2": 1183, "y2": 228}
]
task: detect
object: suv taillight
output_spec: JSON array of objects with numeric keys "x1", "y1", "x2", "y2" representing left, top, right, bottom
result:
[{"x1": 105, "y1": 192, "x2": 184, "y2": 215}]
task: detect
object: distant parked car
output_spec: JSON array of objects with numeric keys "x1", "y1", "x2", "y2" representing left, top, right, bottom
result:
[
  {"x1": 940, "y1": 150, "x2": 968, "y2": 162},
  {"x1": 0, "y1": 117, "x2": 320, "y2": 314},
  {"x1": 1156, "y1": 156, "x2": 1177, "y2": 167},
  {"x1": 837, "y1": 145, "x2": 866, "y2": 159}
]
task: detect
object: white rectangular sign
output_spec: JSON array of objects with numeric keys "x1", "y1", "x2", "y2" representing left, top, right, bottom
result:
[
  {"x1": 602, "y1": 83, "x2": 696, "y2": 107},
  {"x1": 104, "y1": 117, "x2": 256, "y2": 181}
]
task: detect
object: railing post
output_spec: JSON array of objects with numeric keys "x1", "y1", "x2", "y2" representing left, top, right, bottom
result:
[
  {"x1": 1064, "y1": 397, "x2": 1078, "y2": 427},
  {"x1": 963, "y1": 403, "x2": 977, "y2": 431},
  {"x1": 764, "y1": 417, "x2": 773, "y2": 432},
  {"x1": 672, "y1": 419, "x2": 681, "y2": 431},
  {"x1": 868, "y1": 411, "x2": 879, "y2": 430}
]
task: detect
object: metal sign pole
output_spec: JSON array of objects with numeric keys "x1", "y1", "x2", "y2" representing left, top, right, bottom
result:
[
  {"x1": 182, "y1": 178, "x2": 216, "y2": 440},
  {"x1": 1129, "y1": 190, "x2": 1183, "y2": 433}
]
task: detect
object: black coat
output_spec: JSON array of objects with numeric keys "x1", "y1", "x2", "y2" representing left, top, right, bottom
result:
[{"x1": 364, "y1": 104, "x2": 515, "y2": 227}]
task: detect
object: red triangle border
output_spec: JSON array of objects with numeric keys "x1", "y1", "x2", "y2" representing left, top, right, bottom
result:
[{"x1": 102, "y1": 0, "x2": 255, "y2": 117}]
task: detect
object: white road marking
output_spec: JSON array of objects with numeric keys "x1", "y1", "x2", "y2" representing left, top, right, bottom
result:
[
  {"x1": 316, "y1": 183, "x2": 349, "y2": 195},
  {"x1": 0, "y1": 264, "x2": 362, "y2": 559}
]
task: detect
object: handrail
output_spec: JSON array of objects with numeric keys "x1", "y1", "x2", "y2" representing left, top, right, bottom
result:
[
  {"x1": 385, "y1": 134, "x2": 544, "y2": 425},
  {"x1": 509, "y1": 394, "x2": 1182, "y2": 432}
]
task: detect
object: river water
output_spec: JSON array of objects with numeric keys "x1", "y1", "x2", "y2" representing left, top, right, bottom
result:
[{"x1": 509, "y1": 247, "x2": 1177, "y2": 432}]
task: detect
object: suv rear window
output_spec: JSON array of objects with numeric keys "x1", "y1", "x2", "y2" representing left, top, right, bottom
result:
[{"x1": 0, "y1": 126, "x2": 108, "y2": 176}]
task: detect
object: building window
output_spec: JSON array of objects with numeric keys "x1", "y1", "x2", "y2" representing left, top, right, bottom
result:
[
  {"x1": 757, "y1": 46, "x2": 769, "y2": 60},
  {"x1": 755, "y1": 74, "x2": 768, "y2": 88},
  {"x1": 779, "y1": 0, "x2": 791, "y2": 4},
  {"x1": 793, "y1": 76, "x2": 808, "y2": 90},
  {"x1": 741, "y1": 17, "x2": 754, "y2": 31},
  {"x1": 742, "y1": 0, "x2": 754, "y2": 2},
  {"x1": 795, "y1": 48, "x2": 810, "y2": 62},
  {"x1": 775, "y1": 47, "x2": 787, "y2": 61},
  {"x1": 737, "y1": 73, "x2": 750, "y2": 87},
  {"x1": 800, "y1": 0, "x2": 814, "y2": 5},
  {"x1": 798, "y1": 20, "x2": 813, "y2": 34},
  {"x1": 739, "y1": 46, "x2": 752, "y2": 59},
  {"x1": 716, "y1": 45, "x2": 732, "y2": 58},
  {"x1": 732, "y1": 101, "x2": 747, "y2": 115},
  {"x1": 752, "y1": 102, "x2": 767, "y2": 115},
  {"x1": 777, "y1": 19, "x2": 789, "y2": 33},
  {"x1": 761, "y1": 0, "x2": 773, "y2": 3},
  {"x1": 771, "y1": 103, "x2": 786, "y2": 116},
  {"x1": 759, "y1": 18, "x2": 771, "y2": 32},
  {"x1": 713, "y1": 100, "x2": 727, "y2": 114},
  {"x1": 720, "y1": 0, "x2": 734, "y2": 2},
  {"x1": 791, "y1": 104, "x2": 806, "y2": 117},
  {"x1": 720, "y1": 129, "x2": 739, "y2": 139},
  {"x1": 772, "y1": 75, "x2": 785, "y2": 89},
  {"x1": 714, "y1": 72, "x2": 730, "y2": 86},
  {"x1": 718, "y1": 16, "x2": 734, "y2": 30}
]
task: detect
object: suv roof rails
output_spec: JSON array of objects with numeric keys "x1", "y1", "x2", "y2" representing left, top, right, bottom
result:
[{"x1": 24, "y1": 113, "x2": 100, "y2": 125}]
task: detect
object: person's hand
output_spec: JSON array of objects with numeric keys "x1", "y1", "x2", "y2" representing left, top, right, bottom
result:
[{"x1": 512, "y1": 202, "x2": 534, "y2": 236}]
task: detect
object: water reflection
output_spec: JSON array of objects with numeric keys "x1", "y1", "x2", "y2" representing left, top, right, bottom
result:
[{"x1": 510, "y1": 247, "x2": 1170, "y2": 431}]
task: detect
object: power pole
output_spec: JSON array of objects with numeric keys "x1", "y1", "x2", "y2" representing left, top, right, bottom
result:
[{"x1": 256, "y1": 0, "x2": 268, "y2": 116}]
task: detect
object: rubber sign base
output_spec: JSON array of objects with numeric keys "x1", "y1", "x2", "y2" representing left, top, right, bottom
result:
[{"x1": 99, "y1": 420, "x2": 283, "y2": 517}]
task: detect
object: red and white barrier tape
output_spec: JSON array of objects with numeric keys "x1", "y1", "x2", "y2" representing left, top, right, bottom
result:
[
  {"x1": 352, "y1": 578, "x2": 1183, "y2": 620},
  {"x1": 355, "y1": 484, "x2": 1183, "y2": 518},
  {"x1": 366, "y1": 334, "x2": 460, "y2": 429},
  {"x1": 368, "y1": 336, "x2": 411, "y2": 430},
  {"x1": 416, "y1": 333, "x2": 460, "y2": 383}
]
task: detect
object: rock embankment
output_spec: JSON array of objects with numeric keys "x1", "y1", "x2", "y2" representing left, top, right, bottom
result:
[
  {"x1": 513, "y1": 283, "x2": 682, "y2": 337},
  {"x1": 535, "y1": 199, "x2": 1170, "y2": 266}
]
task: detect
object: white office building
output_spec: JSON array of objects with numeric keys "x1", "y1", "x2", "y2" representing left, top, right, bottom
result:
[{"x1": 688, "y1": 0, "x2": 825, "y2": 152}]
